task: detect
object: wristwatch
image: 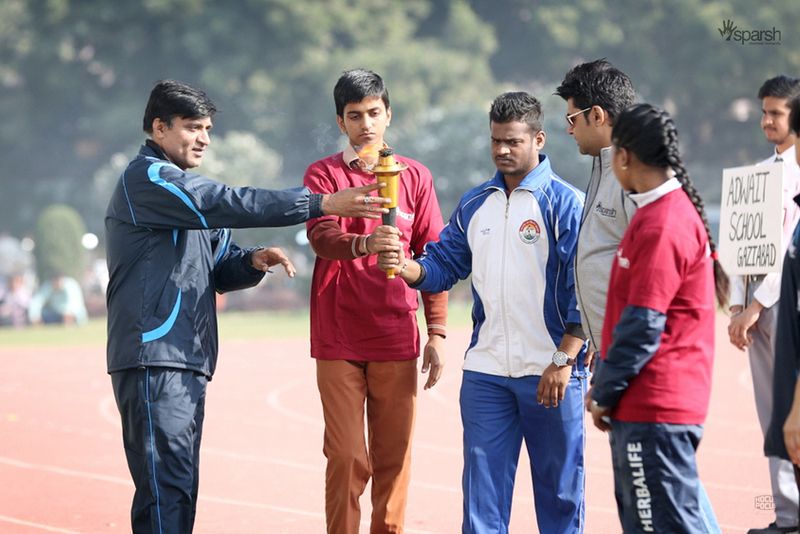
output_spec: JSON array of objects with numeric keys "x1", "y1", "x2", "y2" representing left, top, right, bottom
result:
[{"x1": 552, "y1": 350, "x2": 576, "y2": 367}]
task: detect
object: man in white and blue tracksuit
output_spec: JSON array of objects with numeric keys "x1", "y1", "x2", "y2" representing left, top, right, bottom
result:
[
  {"x1": 106, "y1": 80, "x2": 382, "y2": 533},
  {"x1": 374, "y1": 92, "x2": 587, "y2": 533}
]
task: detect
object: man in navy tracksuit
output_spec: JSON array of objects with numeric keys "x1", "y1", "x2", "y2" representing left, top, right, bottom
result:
[{"x1": 105, "y1": 80, "x2": 386, "y2": 533}]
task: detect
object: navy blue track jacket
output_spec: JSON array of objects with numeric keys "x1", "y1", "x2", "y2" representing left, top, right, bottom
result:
[{"x1": 105, "y1": 140, "x2": 323, "y2": 377}]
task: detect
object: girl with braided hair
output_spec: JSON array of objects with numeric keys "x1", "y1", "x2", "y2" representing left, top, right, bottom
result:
[{"x1": 587, "y1": 103, "x2": 728, "y2": 533}]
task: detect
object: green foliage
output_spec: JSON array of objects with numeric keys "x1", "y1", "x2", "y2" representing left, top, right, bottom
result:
[
  {"x1": 0, "y1": 0, "x2": 498, "y2": 235},
  {"x1": 33, "y1": 204, "x2": 87, "y2": 282},
  {"x1": 393, "y1": 105, "x2": 494, "y2": 218},
  {"x1": 197, "y1": 131, "x2": 283, "y2": 188},
  {"x1": 468, "y1": 0, "x2": 800, "y2": 200},
  {"x1": 2, "y1": 0, "x2": 799, "y2": 238}
]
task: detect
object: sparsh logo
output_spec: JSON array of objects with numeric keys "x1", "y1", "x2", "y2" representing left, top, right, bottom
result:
[
  {"x1": 718, "y1": 19, "x2": 737, "y2": 40},
  {"x1": 717, "y1": 19, "x2": 781, "y2": 45}
]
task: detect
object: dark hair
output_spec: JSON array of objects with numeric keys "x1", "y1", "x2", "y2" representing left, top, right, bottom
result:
[
  {"x1": 555, "y1": 58, "x2": 635, "y2": 124},
  {"x1": 757, "y1": 75, "x2": 800, "y2": 100},
  {"x1": 489, "y1": 92, "x2": 543, "y2": 132},
  {"x1": 333, "y1": 69, "x2": 390, "y2": 117},
  {"x1": 143, "y1": 80, "x2": 217, "y2": 133},
  {"x1": 612, "y1": 103, "x2": 729, "y2": 308},
  {"x1": 789, "y1": 94, "x2": 800, "y2": 136}
]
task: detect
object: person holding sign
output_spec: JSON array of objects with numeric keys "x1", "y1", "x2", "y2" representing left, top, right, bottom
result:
[
  {"x1": 727, "y1": 75, "x2": 800, "y2": 534},
  {"x1": 766, "y1": 95, "x2": 800, "y2": 531},
  {"x1": 302, "y1": 69, "x2": 448, "y2": 534},
  {"x1": 586, "y1": 103, "x2": 729, "y2": 533}
]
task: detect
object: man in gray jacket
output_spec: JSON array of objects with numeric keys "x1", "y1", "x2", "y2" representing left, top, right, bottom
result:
[
  {"x1": 555, "y1": 59, "x2": 636, "y2": 360},
  {"x1": 557, "y1": 59, "x2": 723, "y2": 533}
]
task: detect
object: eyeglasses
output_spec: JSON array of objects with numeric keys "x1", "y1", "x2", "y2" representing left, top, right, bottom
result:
[{"x1": 565, "y1": 107, "x2": 592, "y2": 126}]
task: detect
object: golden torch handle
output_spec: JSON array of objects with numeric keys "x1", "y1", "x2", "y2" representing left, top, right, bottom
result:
[{"x1": 372, "y1": 148, "x2": 406, "y2": 279}]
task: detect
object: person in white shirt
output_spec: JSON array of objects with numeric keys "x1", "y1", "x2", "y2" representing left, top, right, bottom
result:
[{"x1": 728, "y1": 75, "x2": 800, "y2": 534}]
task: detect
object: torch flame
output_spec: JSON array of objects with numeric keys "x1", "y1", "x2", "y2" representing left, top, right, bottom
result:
[{"x1": 357, "y1": 143, "x2": 380, "y2": 162}]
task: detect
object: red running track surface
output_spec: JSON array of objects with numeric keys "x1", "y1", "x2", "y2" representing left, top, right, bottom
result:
[{"x1": 0, "y1": 313, "x2": 777, "y2": 533}]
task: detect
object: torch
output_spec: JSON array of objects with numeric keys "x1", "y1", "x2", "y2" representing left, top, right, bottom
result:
[{"x1": 370, "y1": 148, "x2": 407, "y2": 279}]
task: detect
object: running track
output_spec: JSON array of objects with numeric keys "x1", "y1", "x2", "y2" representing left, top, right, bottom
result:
[{"x1": 0, "y1": 313, "x2": 779, "y2": 532}]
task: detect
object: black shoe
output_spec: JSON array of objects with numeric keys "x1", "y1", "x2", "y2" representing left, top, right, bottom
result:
[{"x1": 747, "y1": 522, "x2": 799, "y2": 534}]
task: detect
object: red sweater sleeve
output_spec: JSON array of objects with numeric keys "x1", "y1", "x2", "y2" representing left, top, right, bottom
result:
[
  {"x1": 421, "y1": 291, "x2": 448, "y2": 337},
  {"x1": 411, "y1": 162, "x2": 447, "y2": 337},
  {"x1": 304, "y1": 158, "x2": 365, "y2": 260},
  {"x1": 307, "y1": 219, "x2": 363, "y2": 260}
]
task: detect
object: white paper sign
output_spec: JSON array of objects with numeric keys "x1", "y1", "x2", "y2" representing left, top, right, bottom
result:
[{"x1": 718, "y1": 162, "x2": 783, "y2": 275}]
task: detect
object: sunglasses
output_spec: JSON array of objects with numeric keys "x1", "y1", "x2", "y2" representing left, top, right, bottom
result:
[{"x1": 566, "y1": 107, "x2": 592, "y2": 126}]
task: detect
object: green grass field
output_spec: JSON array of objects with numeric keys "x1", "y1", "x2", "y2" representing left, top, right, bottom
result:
[{"x1": 0, "y1": 304, "x2": 474, "y2": 347}]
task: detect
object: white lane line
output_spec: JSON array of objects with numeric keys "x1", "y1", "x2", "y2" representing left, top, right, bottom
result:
[
  {"x1": 104, "y1": 384, "x2": 460, "y2": 457},
  {"x1": 0, "y1": 456, "x2": 439, "y2": 533},
  {"x1": 0, "y1": 456, "x2": 133, "y2": 486},
  {"x1": 700, "y1": 479, "x2": 770, "y2": 493},
  {"x1": 0, "y1": 515, "x2": 82, "y2": 533},
  {"x1": 203, "y1": 447, "x2": 463, "y2": 494},
  {"x1": 265, "y1": 381, "x2": 461, "y2": 456},
  {"x1": 0, "y1": 456, "x2": 751, "y2": 531},
  {"x1": 199, "y1": 496, "x2": 436, "y2": 534},
  {"x1": 92, "y1": 397, "x2": 774, "y2": 494},
  {"x1": 203, "y1": 446, "x2": 321, "y2": 472},
  {"x1": 265, "y1": 379, "x2": 323, "y2": 429}
]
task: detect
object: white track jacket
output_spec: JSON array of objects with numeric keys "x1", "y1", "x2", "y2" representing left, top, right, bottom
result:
[{"x1": 414, "y1": 155, "x2": 585, "y2": 377}]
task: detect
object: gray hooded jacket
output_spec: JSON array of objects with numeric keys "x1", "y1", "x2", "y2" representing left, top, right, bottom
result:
[{"x1": 574, "y1": 146, "x2": 636, "y2": 353}]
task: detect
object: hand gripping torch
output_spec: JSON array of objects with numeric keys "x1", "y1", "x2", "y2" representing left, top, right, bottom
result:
[{"x1": 370, "y1": 148, "x2": 407, "y2": 279}]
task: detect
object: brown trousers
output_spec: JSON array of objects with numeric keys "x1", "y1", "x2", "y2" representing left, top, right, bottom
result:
[{"x1": 316, "y1": 359, "x2": 417, "y2": 534}]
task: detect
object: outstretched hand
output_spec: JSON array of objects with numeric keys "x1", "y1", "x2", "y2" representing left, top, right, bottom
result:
[
  {"x1": 322, "y1": 183, "x2": 390, "y2": 219},
  {"x1": 251, "y1": 247, "x2": 296, "y2": 277}
]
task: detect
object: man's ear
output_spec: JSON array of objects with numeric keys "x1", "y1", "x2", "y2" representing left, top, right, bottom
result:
[
  {"x1": 616, "y1": 146, "x2": 630, "y2": 169},
  {"x1": 336, "y1": 115, "x2": 346, "y2": 135},
  {"x1": 534, "y1": 130, "x2": 546, "y2": 150},
  {"x1": 590, "y1": 105, "x2": 608, "y2": 127},
  {"x1": 152, "y1": 118, "x2": 167, "y2": 139}
]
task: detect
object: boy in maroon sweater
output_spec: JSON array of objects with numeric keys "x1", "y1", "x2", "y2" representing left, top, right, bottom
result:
[{"x1": 303, "y1": 69, "x2": 448, "y2": 534}]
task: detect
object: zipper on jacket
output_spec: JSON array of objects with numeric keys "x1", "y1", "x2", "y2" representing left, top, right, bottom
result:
[
  {"x1": 574, "y1": 159, "x2": 601, "y2": 351},
  {"x1": 501, "y1": 194, "x2": 512, "y2": 376},
  {"x1": 573, "y1": 267, "x2": 597, "y2": 350}
]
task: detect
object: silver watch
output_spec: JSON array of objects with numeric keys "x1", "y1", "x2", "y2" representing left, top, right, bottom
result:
[{"x1": 552, "y1": 350, "x2": 576, "y2": 367}]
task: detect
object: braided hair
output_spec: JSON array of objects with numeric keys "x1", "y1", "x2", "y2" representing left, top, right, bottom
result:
[{"x1": 612, "y1": 103, "x2": 730, "y2": 308}]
